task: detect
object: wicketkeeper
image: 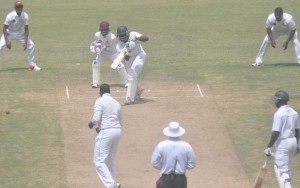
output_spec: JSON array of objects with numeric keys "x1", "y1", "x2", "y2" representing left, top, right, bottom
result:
[{"x1": 90, "y1": 21, "x2": 127, "y2": 88}]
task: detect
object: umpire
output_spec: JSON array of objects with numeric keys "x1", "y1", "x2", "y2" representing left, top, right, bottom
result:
[{"x1": 151, "y1": 122, "x2": 196, "y2": 188}]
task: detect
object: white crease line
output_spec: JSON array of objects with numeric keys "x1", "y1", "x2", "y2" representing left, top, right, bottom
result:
[
  {"x1": 66, "y1": 86, "x2": 70, "y2": 99},
  {"x1": 196, "y1": 84, "x2": 204, "y2": 97}
]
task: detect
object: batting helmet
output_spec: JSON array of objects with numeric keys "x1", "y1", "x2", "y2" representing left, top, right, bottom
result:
[
  {"x1": 117, "y1": 26, "x2": 129, "y2": 42},
  {"x1": 274, "y1": 90, "x2": 289, "y2": 107}
]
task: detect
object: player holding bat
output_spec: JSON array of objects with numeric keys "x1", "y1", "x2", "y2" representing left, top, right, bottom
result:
[
  {"x1": 263, "y1": 90, "x2": 299, "y2": 188},
  {"x1": 115, "y1": 26, "x2": 149, "y2": 105},
  {"x1": 90, "y1": 21, "x2": 128, "y2": 88}
]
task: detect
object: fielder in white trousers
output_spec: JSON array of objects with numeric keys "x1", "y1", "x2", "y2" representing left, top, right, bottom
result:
[
  {"x1": 94, "y1": 129, "x2": 121, "y2": 188},
  {"x1": 256, "y1": 29, "x2": 300, "y2": 65},
  {"x1": 0, "y1": 33, "x2": 36, "y2": 67}
]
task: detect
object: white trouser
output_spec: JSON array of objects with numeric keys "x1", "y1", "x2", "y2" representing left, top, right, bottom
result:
[
  {"x1": 274, "y1": 137, "x2": 297, "y2": 186},
  {"x1": 92, "y1": 51, "x2": 128, "y2": 85},
  {"x1": 125, "y1": 51, "x2": 147, "y2": 103},
  {"x1": 0, "y1": 32, "x2": 36, "y2": 66},
  {"x1": 255, "y1": 29, "x2": 300, "y2": 64},
  {"x1": 94, "y1": 128, "x2": 121, "y2": 188}
]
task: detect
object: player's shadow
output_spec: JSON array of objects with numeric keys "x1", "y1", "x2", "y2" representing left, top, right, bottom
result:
[
  {"x1": 267, "y1": 62, "x2": 299, "y2": 67},
  {"x1": 110, "y1": 83, "x2": 125, "y2": 88},
  {"x1": 0, "y1": 67, "x2": 27, "y2": 72}
]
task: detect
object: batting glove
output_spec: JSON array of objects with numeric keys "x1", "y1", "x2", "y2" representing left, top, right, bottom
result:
[{"x1": 264, "y1": 147, "x2": 273, "y2": 157}]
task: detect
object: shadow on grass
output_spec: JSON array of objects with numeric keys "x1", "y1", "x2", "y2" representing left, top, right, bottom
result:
[
  {"x1": 267, "y1": 62, "x2": 300, "y2": 67},
  {"x1": 0, "y1": 67, "x2": 26, "y2": 72}
]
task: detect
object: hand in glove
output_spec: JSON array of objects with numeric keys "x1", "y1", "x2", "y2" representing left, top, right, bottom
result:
[{"x1": 264, "y1": 147, "x2": 273, "y2": 157}]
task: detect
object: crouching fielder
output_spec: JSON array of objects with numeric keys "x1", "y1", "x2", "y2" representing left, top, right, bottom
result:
[
  {"x1": 264, "y1": 90, "x2": 299, "y2": 188},
  {"x1": 90, "y1": 21, "x2": 127, "y2": 88},
  {"x1": 116, "y1": 26, "x2": 149, "y2": 105}
]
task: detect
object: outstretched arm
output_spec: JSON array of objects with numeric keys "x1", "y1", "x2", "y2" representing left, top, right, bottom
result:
[{"x1": 137, "y1": 35, "x2": 149, "y2": 42}]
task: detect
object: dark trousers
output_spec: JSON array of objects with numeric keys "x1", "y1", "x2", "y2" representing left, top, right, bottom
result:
[{"x1": 162, "y1": 174, "x2": 187, "y2": 188}]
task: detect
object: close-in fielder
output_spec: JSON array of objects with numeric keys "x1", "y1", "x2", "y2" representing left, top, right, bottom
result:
[
  {"x1": 91, "y1": 21, "x2": 127, "y2": 88},
  {"x1": 253, "y1": 7, "x2": 300, "y2": 67},
  {"x1": 116, "y1": 26, "x2": 149, "y2": 105},
  {"x1": 264, "y1": 90, "x2": 299, "y2": 188},
  {"x1": 88, "y1": 84, "x2": 122, "y2": 188},
  {"x1": 0, "y1": 1, "x2": 42, "y2": 71}
]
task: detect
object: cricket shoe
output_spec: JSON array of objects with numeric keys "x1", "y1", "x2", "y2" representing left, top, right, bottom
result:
[
  {"x1": 92, "y1": 84, "x2": 99, "y2": 88},
  {"x1": 113, "y1": 183, "x2": 121, "y2": 188},
  {"x1": 251, "y1": 63, "x2": 263, "y2": 67},
  {"x1": 125, "y1": 100, "x2": 134, "y2": 105},
  {"x1": 28, "y1": 65, "x2": 42, "y2": 71}
]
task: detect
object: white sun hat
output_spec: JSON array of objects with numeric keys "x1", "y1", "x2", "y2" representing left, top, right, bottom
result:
[{"x1": 163, "y1": 122, "x2": 185, "y2": 137}]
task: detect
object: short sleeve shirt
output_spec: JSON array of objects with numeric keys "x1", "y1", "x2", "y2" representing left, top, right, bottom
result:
[
  {"x1": 266, "y1": 13, "x2": 296, "y2": 33},
  {"x1": 4, "y1": 11, "x2": 29, "y2": 33},
  {"x1": 272, "y1": 105, "x2": 299, "y2": 139}
]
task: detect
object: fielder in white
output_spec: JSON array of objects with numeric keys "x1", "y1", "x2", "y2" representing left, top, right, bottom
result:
[
  {"x1": 264, "y1": 90, "x2": 299, "y2": 188},
  {"x1": 0, "y1": 1, "x2": 42, "y2": 71},
  {"x1": 90, "y1": 21, "x2": 127, "y2": 88},
  {"x1": 253, "y1": 7, "x2": 300, "y2": 67},
  {"x1": 88, "y1": 84, "x2": 122, "y2": 188},
  {"x1": 116, "y1": 26, "x2": 149, "y2": 105}
]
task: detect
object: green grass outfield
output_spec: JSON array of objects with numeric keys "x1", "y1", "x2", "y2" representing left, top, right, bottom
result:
[{"x1": 1, "y1": 0, "x2": 300, "y2": 187}]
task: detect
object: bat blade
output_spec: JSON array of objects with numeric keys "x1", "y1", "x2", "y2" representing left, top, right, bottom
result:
[
  {"x1": 253, "y1": 168, "x2": 267, "y2": 188},
  {"x1": 111, "y1": 50, "x2": 125, "y2": 69},
  {"x1": 253, "y1": 159, "x2": 269, "y2": 188}
]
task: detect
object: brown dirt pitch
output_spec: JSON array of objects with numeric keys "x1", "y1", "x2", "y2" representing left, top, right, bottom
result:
[{"x1": 58, "y1": 81, "x2": 251, "y2": 188}]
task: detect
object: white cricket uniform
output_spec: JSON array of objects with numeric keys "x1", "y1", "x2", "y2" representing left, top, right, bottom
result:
[
  {"x1": 272, "y1": 105, "x2": 299, "y2": 179},
  {"x1": 0, "y1": 11, "x2": 37, "y2": 67},
  {"x1": 117, "y1": 31, "x2": 147, "y2": 103},
  {"x1": 92, "y1": 32, "x2": 127, "y2": 86},
  {"x1": 255, "y1": 13, "x2": 300, "y2": 65},
  {"x1": 151, "y1": 137, "x2": 196, "y2": 174},
  {"x1": 91, "y1": 93, "x2": 122, "y2": 188}
]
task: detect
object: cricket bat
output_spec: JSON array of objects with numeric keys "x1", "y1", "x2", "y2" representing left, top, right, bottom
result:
[
  {"x1": 110, "y1": 46, "x2": 127, "y2": 69},
  {"x1": 253, "y1": 158, "x2": 269, "y2": 188}
]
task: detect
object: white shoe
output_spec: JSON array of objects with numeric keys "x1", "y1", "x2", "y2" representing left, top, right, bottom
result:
[
  {"x1": 113, "y1": 183, "x2": 121, "y2": 188},
  {"x1": 33, "y1": 65, "x2": 42, "y2": 71},
  {"x1": 124, "y1": 83, "x2": 128, "y2": 88},
  {"x1": 251, "y1": 63, "x2": 263, "y2": 67},
  {"x1": 125, "y1": 100, "x2": 134, "y2": 105},
  {"x1": 92, "y1": 84, "x2": 99, "y2": 88}
]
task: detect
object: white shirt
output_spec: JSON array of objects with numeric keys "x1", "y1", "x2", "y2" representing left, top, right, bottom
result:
[
  {"x1": 266, "y1": 13, "x2": 296, "y2": 33},
  {"x1": 151, "y1": 137, "x2": 196, "y2": 174},
  {"x1": 91, "y1": 93, "x2": 122, "y2": 129},
  {"x1": 117, "y1": 31, "x2": 145, "y2": 57},
  {"x1": 4, "y1": 11, "x2": 29, "y2": 33},
  {"x1": 272, "y1": 105, "x2": 299, "y2": 139},
  {"x1": 94, "y1": 32, "x2": 118, "y2": 53}
]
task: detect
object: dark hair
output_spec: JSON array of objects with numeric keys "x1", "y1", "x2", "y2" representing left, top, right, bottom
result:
[
  {"x1": 274, "y1": 7, "x2": 283, "y2": 15},
  {"x1": 100, "y1": 83, "x2": 110, "y2": 96}
]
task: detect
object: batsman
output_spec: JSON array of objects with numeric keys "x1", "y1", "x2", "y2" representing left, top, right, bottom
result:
[
  {"x1": 90, "y1": 21, "x2": 127, "y2": 88},
  {"x1": 116, "y1": 26, "x2": 149, "y2": 105},
  {"x1": 264, "y1": 90, "x2": 299, "y2": 188}
]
